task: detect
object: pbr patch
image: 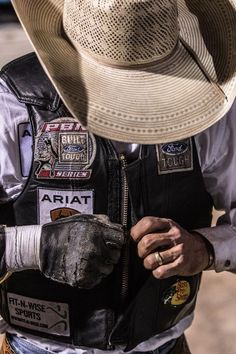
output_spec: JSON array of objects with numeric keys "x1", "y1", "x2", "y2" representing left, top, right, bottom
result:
[
  {"x1": 34, "y1": 118, "x2": 96, "y2": 180},
  {"x1": 162, "y1": 280, "x2": 191, "y2": 307},
  {"x1": 156, "y1": 138, "x2": 193, "y2": 174},
  {"x1": 38, "y1": 187, "x2": 94, "y2": 224},
  {"x1": 7, "y1": 293, "x2": 70, "y2": 337},
  {"x1": 18, "y1": 122, "x2": 33, "y2": 177}
]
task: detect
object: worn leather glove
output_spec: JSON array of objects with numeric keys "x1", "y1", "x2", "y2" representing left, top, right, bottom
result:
[{"x1": 3, "y1": 214, "x2": 124, "y2": 289}]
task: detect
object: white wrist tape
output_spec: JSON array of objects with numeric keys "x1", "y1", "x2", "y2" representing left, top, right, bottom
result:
[{"x1": 5, "y1": 225, "x2": 42, "y2": 272}]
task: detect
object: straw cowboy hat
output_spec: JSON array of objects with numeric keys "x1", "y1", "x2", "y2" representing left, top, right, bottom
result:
[{"x1": 12, "y1": 0, "x2": 236, "y2": 144}]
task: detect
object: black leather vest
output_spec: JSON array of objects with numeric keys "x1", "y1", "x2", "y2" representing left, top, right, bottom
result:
[{"x1": 0, "y1": 53, "x2": 213, "y2": 351}]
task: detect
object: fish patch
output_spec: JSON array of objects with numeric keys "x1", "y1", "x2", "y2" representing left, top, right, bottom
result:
[{"x1": 162, "y1": 280, "x2": 191, "y2": 307}]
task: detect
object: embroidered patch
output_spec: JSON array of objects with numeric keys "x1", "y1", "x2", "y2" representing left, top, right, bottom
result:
[
  {"x1": 7, "y1": 293, "x2": 70, "y2": 337},
  {"x1": 18, "y1": 122, "x2": 33, "y2": 177},
  {"x1": 156, "y1": 139, "x2": 193, "y2": 174},
  {"x1": 162, "y1": 280, "x2": 191, "y2": 307},
  {"x1": 38, "y1": 188, "x2": 94, "y2": 224},
  {"x1": 34, "y1": 118, "x2": 96, "y2": 180}
]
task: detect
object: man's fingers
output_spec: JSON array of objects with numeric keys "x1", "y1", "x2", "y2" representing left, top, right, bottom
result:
[
  {"x1": 131, "y1": 216, "x2": 171, "y2": 242},
  {"x1": 152, "y1": 255, "x2": 184, "y2": 279},
  {"x1": 137, "y1": 232, "x2": 173, "y2": 258},
  {"x1": 143, "y1": 244, "x2": 183, "y2": 270}
]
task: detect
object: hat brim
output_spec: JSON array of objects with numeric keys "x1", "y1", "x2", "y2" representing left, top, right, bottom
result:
[{"x1": 12, "y1": 0, "x2": 236, "y2": 143}]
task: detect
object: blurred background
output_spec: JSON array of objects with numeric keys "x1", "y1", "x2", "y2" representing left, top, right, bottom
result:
[{"x1": 1, "y1": 2, "x2": 236, "y2": 353}]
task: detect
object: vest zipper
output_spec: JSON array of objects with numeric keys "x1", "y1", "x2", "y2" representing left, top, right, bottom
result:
[
  {"x1": 119, "y1": 154, "x2": 129, "y2": 304},
  {"x1": 107, "y1": 153, "x2": 130, "y2": 349}
]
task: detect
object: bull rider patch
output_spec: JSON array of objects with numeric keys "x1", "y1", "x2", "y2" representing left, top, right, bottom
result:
[
  {"x1": 34, "y1": 118, "x2": 96, "y2": 180},
  {"x1": 156, "y1": 138, "x2": 193, "y2": 174}
]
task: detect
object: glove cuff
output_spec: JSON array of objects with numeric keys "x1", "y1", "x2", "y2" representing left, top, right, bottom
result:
[{"x1": 5, "y1": 225, "x2": 42, "y2": 272}]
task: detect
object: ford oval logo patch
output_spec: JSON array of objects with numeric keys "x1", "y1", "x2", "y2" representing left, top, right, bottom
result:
[
  {"x1": 63, "y1": 144, "x2": 84, "y2": 153},
  {"x1": 161, "y1": 142, "x2": 188, "y2": 156}
]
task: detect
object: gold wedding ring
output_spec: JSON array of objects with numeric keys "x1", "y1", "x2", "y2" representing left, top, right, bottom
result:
[{"x1": 154, "y1": 251, "x2": 164, "y2": 266}]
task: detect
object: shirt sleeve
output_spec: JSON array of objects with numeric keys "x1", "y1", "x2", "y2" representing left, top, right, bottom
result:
[
  {"x1": 195, "y1": 100, "x2": 236, "y2": 272},
  {"x1": 0, "y1": 78, "x2": 32, "y2": 204}
]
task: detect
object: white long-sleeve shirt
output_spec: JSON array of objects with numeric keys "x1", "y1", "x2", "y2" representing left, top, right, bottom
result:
[{"x1": 0, "y1": 77, "x2": 236, "y2": 353}]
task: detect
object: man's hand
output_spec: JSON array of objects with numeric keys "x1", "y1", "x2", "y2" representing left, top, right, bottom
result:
[
  {"x1": 40, "y1": 214, "x2": 124, "y2": 288},
  {"x1": 4, "y1": 215, "x2": 124, "y2": 289},
  {"x1": 130, "y1": 216, "x2": 211, "y2": 279}
]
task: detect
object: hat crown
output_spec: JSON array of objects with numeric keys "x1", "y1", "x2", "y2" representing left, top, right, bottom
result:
[{"x1": 63, "y1": 0, "x2": 179, "y2": 66}]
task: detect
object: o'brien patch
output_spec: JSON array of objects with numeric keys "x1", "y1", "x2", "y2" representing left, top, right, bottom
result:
[
  {"x1": 156, "y1": 138, "x2": 193, "y2": 174},
  {"x1": 162, "y1": 280, "x2": 191, "y2": 307},
  {"x1": 34, "y1": 118, "x2": 96, "y2": 180},
  {"x1": 7, "y1": 293, "x2": 70, "y2": 337}
]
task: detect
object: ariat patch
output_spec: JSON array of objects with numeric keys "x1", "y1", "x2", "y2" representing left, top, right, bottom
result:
[
  {"x1": 38, "y1": 188, "x2": 94, "y2": 224},
  {"x1": 34, "y1": 118, "x2": 96, "y2": 180},
  {"x1": 7, "y1": 293, "x2": 70, "y2": 336},
  {"x1": 156, "y1": 139, "x2": 193, "y2": 174},
  {"x1": 162, "y1": 280, "x2": 191, "y2": 307},
  {"x1": 18, "y1": 122, "x2": 33, "y2": 177}
]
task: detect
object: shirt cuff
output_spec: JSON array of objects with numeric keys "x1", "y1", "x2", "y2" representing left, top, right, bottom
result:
[{"x1": 194, "y1": 224, "x2": 236, "y2": 272}]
